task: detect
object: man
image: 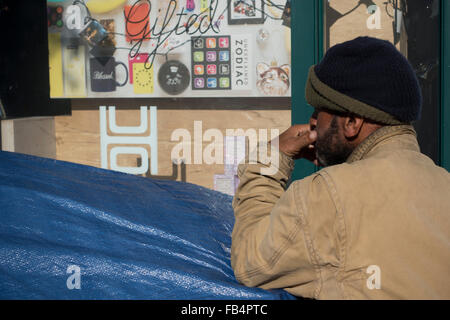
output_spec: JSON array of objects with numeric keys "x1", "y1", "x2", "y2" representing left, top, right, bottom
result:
[{"x1": 231, "y1": 37, "x2": 450, "y2": 299}]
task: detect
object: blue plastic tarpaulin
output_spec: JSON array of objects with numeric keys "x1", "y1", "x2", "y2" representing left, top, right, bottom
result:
[{"x1": 0, "y1": 151, "x2": 295, "y2": 300}]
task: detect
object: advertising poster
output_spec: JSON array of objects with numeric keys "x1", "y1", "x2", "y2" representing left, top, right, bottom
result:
[{"x1": 47, "y1": 0, "x2": 291, "y2": 98}]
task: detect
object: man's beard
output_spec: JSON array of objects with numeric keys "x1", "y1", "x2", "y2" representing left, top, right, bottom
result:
[{"x1": 315, "y1": 116, "x2": 354, "y2": 167}]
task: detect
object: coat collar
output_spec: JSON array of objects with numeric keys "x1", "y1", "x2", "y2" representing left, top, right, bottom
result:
[{"x1": 346, "y1": 125, "x2": 418, "y2": 164}]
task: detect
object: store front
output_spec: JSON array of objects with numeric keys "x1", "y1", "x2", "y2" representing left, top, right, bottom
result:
[
  {"x1": 0, "y1": 0, "x2": 448, "y2": 191},
  {"x1": 0, "y1": 0, "x2": 449, "y2": 302}
]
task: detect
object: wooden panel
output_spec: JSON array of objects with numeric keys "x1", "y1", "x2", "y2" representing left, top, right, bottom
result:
[
  {"x1": 1, "y1": 117, "x2": 56, "y2": 159},
  {"x1": 55, "y1": 108, "x2": 290, "y2": 190},
  {"x1": 0, "y1": 120, "x2": 14, "y2": 152}
]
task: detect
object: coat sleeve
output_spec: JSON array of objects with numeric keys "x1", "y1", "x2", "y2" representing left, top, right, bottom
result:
[{"x1": 231, "y1": 145, "x2": 340, "y2": 298}]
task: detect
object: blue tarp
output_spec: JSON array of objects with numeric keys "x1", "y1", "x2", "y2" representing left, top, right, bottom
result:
[{"x1": 0, "y1": 151, "x2": 295, "y2": 300}]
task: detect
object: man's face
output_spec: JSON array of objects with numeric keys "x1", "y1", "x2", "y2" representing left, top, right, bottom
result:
[{"x1": 311, "y1": 109, "x2": 354, "y2": 167}]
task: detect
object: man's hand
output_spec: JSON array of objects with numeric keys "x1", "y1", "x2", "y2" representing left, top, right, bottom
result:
[{"x1": 277, "y1": 124, "x2": 318, "y2": 165}]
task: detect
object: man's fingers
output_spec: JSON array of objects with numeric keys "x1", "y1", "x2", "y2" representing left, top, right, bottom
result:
[
  {"x1": 290, "y1": 124, "x2": 311, "y2": 136},
  {"x1": 283, "y1": 130, "x2": 317, "y2": 157},
  {"x1": 278, "y1": 125, "x2": 317, "y2": 159},
  {"x1": 293, "y1": 130, "x2": 317, "y2": 147}
]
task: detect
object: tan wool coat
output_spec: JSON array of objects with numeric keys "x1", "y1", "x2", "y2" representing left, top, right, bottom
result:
[{"x1": 231, "y1": 125, "x2": 450, "y2": 299}]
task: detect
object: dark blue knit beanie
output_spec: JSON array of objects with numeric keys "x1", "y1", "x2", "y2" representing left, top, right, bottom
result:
[{"x1": 306, "y1": 36, "x2": 422, "y2": 124}]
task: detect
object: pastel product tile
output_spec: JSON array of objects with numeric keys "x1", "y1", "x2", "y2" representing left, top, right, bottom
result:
[
  {"x1": 219, "y1": 37, "x2": 229, "y2": 48},
  {"x1": 207, "y1": 78, "x2": 218, "y2": 88},
  {"x1": 194, "y1": 65, "x2": 205, "y2": 75},
  {"x1": 220, "y1": 77, "x2": 230, "y2": 88},
  {"x1": 206, "y1": 37, "x2": 216, "y2": 48},
  {"x1": 207, "y1": 64, "x2": 217, "y2": 75},
  {"x1": 206, "y1": 51, "x2": 217, "y2": 62},
  {"x1": 194, "y1": 78, "x2": 205, "y2": 88},
  {"x1": 219, "y1": 51, "x2": 230, "y2": 62},
  {"x1": 193, "y1": 51, "x2": 205, "y2": 62}
]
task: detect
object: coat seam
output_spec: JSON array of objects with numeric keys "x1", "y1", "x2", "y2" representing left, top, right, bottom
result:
[
  {"x1": 234, "y1": 213, "x2": 302, "y2": 280},
  {"x1": 319, "y1": 171, "x2": 349, "y2": 299},
  {"x1": 292, "y1": 180, "x2": 324, "y2": 299}
]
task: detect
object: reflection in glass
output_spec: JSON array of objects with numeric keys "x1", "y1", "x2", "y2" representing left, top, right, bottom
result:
[{"x1": 323, "y1": 0, "x2": 441, "y2": 163}]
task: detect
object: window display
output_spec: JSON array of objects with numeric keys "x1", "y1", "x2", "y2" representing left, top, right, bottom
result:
[{"x1": 47, "y1": 0, "x2": 292, "y2": 98}]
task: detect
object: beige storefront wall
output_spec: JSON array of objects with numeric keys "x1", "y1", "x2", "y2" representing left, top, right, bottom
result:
[{"x1": 2, "y1": 0, "x2": 403, "y2": 192}]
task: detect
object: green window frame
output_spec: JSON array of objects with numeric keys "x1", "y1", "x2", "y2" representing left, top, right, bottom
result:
[{"x1": 291, "y1": 0, "x2": 323, "y2": 181}]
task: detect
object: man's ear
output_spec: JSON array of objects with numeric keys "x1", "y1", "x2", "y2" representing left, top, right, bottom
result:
[{"x1": 342, "y1": 114, "x2": 364, "y2": 140}]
